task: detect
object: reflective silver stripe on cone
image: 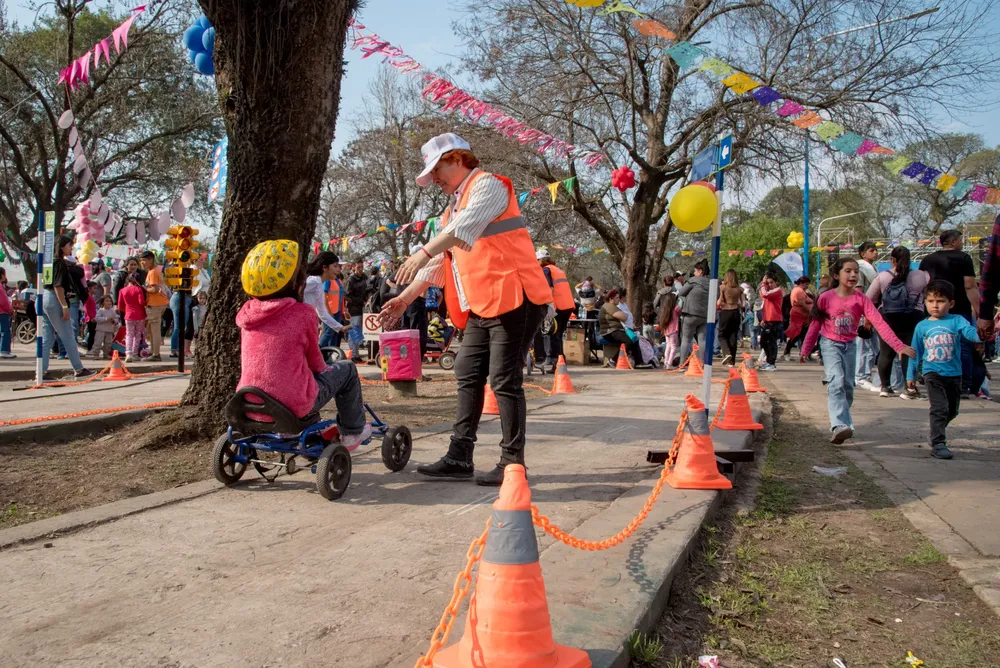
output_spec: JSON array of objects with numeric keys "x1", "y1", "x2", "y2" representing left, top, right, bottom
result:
[
  {"x1": 479, "y1": 216, "x2": 526, "y2": 239},
  {"x1": 687, "y1": 408, "x2": 711, "y2": 436},
  {"x1": 483, "y1": 509, "x2": 540, "y2": 565},
  {"x1": 730, "y1": 378, "x2": 747, "y2": 395}
]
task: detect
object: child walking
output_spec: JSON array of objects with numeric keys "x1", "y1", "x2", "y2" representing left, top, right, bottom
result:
[
  {"x1": 117, "y1": 273, "x2": 147, "y2": 363},
  {"x1": 907, "y1": 280, "x2": 981, "y2": 459},
  {"x1": 658, "y1": 292, "x2": 681, "y2": 369},
  {"x1": 91, "y1": 295, "x2": 118, "y2": 359},
  {"x1": 801, "y1": 258, "x2": 916, "y2": 444}
]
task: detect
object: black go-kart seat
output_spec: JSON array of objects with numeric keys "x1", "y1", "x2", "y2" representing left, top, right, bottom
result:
[{"x1": 225, "y1": 386, "x2": 321, "y2": 435}]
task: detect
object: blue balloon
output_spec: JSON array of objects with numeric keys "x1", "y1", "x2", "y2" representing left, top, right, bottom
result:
[
  {"x1": 187, "y1": 48, "x2": 200, "y2": 65},
  {"x1": 201, "y1": 27, "x2": 215, "y2": 54},
  {"x1": 196, "y1": 15, "x2": 211, "y2": 29},
  {"x1": 194, "y1": 51, "x2": 215, "y2": 76},
  {"x1": 183, "y1": 24, "x2": 206, "y2": 51}
]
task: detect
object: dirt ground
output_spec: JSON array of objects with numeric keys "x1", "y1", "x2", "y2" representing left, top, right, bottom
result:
[
  {"x1": 648, "y1": 399, "x2": 1000, "y2": 668},
  {"x1": 0, "y1": 375, "x2": 550, "y2": 530}
]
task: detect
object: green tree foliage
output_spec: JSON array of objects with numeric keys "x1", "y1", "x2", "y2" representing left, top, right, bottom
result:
[{"x1": 719, "y1": 214, "x2": 799, "y2": 284}]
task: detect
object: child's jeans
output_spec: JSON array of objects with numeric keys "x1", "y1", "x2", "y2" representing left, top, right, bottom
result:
[
  {"x1": 663, "y1": 332, "x2": 679, "y2": 366},
  {"x1": 92, "y1": 330, "x2": 116, "y2": 358},
  {"x1": 312, "y1": 360, "x2": 366, "y2": 436},
  {"x1": 0, "y1": 313, "x2": 11, "y2": 354},
  {"x1": 125, "y1": 320, "x2": 144, "y2": 356},
  {"x1": 925, "y1": 372, "x2": 961, "y2": 448},
  {"x1": 820, "y1": 337, "x2": 857, "y2": 431}
]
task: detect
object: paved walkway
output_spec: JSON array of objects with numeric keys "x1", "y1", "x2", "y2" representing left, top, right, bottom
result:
[
  {"x1": 0, "y1": 367, "x2": 761, "y2": 668},
  {"x1": 767, "y1": 364, "x2": 1000, "y2": 613}
]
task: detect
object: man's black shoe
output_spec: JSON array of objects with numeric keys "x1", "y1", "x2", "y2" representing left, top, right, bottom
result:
[
  {"x1": 417, "y1": 457, "x2": 474, "y2": 479},
  {"x1": 475, "y1": 465, "x2": 506, "y2": 486}
]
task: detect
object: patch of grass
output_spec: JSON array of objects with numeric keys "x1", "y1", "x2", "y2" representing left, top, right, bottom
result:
[
  {"x1": 628, "y1": 631, "x2": 663, "y2": 666},
  {"x1": 755, "y1": 476, "x2": 796, "y2": 516},
  {"x1": 937, "y1": 621, "x2": 999, "y2": 668},
  {"x1": 904, "y1": 543, "x2": 947, "y2": 566}
]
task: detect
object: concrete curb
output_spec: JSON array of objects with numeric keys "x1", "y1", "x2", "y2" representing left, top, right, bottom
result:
[
  {"x1": 0, "y1": 407, "x2": 174, "y2": 444},
  {"x1": 0, "y1": 396, "x2": 563, "y2": 551},
  {"x1": 0, "y1": 362, "x2": 181, "y2": 383}
]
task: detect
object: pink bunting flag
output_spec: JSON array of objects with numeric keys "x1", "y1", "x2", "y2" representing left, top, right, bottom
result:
[
  {"x1": 855, "y1": 139, "x2": 881, "y2": 155},
  {"x1": 775, "y1": 100, "x2": 805, "y2": 117},
  {"x1": 970, "y1": 185, "x2": 989, "y2": 203},
  {"x1": 113, "y1": 15, "x2": 137, "y2": 53}
]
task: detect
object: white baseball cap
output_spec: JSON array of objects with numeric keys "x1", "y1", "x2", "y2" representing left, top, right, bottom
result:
[
  {"x1": 536, "y1": 249, "x2": 550, "y2": 260},
  {"x1": 416, "y1": 133, "x2": 471, "y2": 187}
]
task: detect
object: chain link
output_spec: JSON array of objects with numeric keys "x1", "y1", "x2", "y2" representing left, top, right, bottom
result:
[
  {"x1": 414, "y1": 516, "x2": 491, "y2": 668},
  {"x1": 709, "y1": 380, "x2": 731, "y2": 430}
]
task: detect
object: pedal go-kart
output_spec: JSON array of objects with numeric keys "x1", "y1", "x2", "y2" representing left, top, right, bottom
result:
[{"x1": 212, "y1": 387, "x2": 412, "y2": 500}]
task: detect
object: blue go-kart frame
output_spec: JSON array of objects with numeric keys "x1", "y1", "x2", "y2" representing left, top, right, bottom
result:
[{"x1": 212, "y1": 387, "x2": 412, "y2": 500}]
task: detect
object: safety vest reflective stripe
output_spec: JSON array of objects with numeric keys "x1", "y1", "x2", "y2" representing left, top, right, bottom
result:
[
  {"x1": 552, "y1": 278, "x2": 569, "y2": 284},
  {"x1": 479, "y1": 215, "x2": 526, "y2": 238}
]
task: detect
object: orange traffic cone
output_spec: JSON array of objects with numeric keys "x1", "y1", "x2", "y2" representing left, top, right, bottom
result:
[
  {"x1": 615, "y1": 344, "x2": 631, "y2": 370},
  {"x1": 741, "y1": 355, "x2": 766, "y2": 393},
  {"x1": 102, "y1": 351, "x2": 131, "y2": 382},
  {"x1": 666, "y1": 395, "x2": 733, "y2": 490},
  {"x1": 345, "y1": 348, "x2": 353, "y2": 360},
  {"x1": 552, "y1": 355, "x2": 577, "y2": 395},
  {"x1": 685, "y1": 345, "x2": 704, "y2": 378},
  {"x1": 483, "y1": 384, "x2": 500, "y2": 415},
  {"x1": 715, "y1": 368, "x2": 763, "y2": 431},
  {"x1": 432, "y1": 464, "x2": 591, "y2": 668}
]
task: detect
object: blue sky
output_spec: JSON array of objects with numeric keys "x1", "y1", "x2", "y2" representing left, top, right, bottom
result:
[{"x1": 8, "y1": 0, "x2": 1000, "y2": 167}]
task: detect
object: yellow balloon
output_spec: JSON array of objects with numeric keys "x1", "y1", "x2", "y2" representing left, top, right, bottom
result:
[
  {"x1": 786, "y1": 231, "x2": 804, "y2": 249},
  {"x1": 669, "y1": 184, "x2": 718, "y2": 233}
]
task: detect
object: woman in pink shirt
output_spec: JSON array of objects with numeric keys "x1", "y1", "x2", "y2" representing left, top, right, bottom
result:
[
  {"x1": 801, "y1": 258, "x2": 916, "y2": 444},
  {"x1": 657, "y1": 292, "x2": 681, "y2": 369}
]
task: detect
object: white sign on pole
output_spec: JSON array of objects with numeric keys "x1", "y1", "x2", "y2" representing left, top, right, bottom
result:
[{"x1": 362, "y1": 313, "x2": 383, "y2": 342}]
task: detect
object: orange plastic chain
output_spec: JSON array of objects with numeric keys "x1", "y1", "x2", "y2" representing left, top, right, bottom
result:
[
  {"x1": 667, "y1": 351, "x2": 694, "y2": 373},
  {"x1": 28, "y1": 363, "x2": 188, "y2": 390},
  {"x1": 0, "y1": 400, "x2": 181, "y2": 427},
  {"x1": 523, "y1": 382, "x2": 554, "y2": 395},
  {"x1": 709, "y1": 380, "x2": 731, "y2": 430},
  {"x1": 413, "y1": 516, "x2": 491, "y2": 668}
]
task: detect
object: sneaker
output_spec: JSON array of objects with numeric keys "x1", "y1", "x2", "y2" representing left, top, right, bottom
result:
[
  {"x1": 417, "y1": 456, "x2": 474, "y2": 479},
  {"x1": 780, "y1": 354, "x2": 790, "y2": 362},
  {"x1": 831, "y1": 426, "x2": 854, "y2": 444},
  {"x1": 722, "y1": 355, "x2": 733, "y2": 366},
  {"x1": 901, "y1": 388, "x2": 920, "y2": 400},
  {"x1": 931, "y1": 445, "x2": 954, "y2": 460},
  {"x1": 0, "y1": 352, "x2": 16, "y2": 358},
  {"x1": 879, "y1": 387, "x2": 894, "y2": 398},
  {"x1": 169, "y1": 351, "x2": 179, "y2": 358},
  {"x1": 759, "y1": 363, "x2": 777, "y2": 372},
  {"x1": 125, "y1": 355, "x2": 136, "y2": 363},
  {"x1": 148, "y1": 354, "x2": 162, "y2": 362},
  {"x1": 856, "y1": 379, "x2": 874, "y2": 391},
  {"x1": 73, "y1": 367, "x2": 94, "y2": 379},
  {"x1": 960, "y1": 393, "x2": 971, "y2": 400},
  {"x1": 339, "y1": 423, "x2": 372, "y2": 452}
]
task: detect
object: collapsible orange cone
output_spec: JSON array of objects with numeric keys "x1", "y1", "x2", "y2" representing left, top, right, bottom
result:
[
  {"x1": 615, "y1": 344, "x2": 631, "y2": 370},
  {"x1": 483, "y1": 384, "x2": 500, "y2": 415},
  {"x1": 666, "y1": 395, "x2": 733, "y2": 490},
  {"x1": 552, "y1": 355, "x2": 577, "y2": 395},
  {"x1": 433, "y1": 465, "x2": 591, "y2": 668},
  {"x1": 715, "y1": 368, "x2": 763, "y2": 431},
  {"x1": 685, "y1": 345, "x2": 704, "y2": 378},
  {"x1": 102, "y1": 351, "x2": 131, "y2": 382},
  {"x1": 741, "y1": 355, "x2": 766, "y2": 393},
  {"x1": 345, "y1": 349, "x2": 353, "y2": 360}
]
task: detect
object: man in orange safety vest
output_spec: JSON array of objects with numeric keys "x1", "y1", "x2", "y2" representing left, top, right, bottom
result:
[{"x1": 536, "y1": 249, "x2": 576, "y2": 373}]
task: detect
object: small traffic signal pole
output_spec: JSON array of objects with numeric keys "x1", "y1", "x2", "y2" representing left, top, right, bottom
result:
[
  {"x1": 177, "y1": 290, "x2": 187, "y2": 373},
  {"x1": 164, "y1": 225, "x2": 200, "y2": 374}
]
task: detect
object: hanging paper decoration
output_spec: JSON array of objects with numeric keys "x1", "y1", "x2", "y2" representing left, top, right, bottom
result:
[
  {"x1": 935, "y1": 174, "x2": 958, "y2": 192},
  {"x1": 828, "y1": 132, "x2": 865, "y2": 154},
  {"x1": 814, "y1": 121, "x2": 845, "y2": 142},
  {"x1": 631, "y1": 18, "x2": 675, "y2": 40},
  {"x1": 699, "y1": 58, "x2": 734, "y2": 78},
  {"x1": 547, "y1": 182, "x2": 560, "y2": 203},
  {"x1": 775, "y1": 100, "x2": 805, "y2": 117},
  {"x1": 986, "y1": 189, "x2": 1000, "y2": 205},
  {"x1": 791, "y1": 111, "x2": 823, "y2": 129},
  {"x1": 57, "y1": 6, "x2": 145, "y2": 89},
  {"x1": 721, "y1": 71, "x2": 761, "y2": 94},
  {"x1": 208, "y1": 136, "x2": 228, "y2": 202},
  {"x1": 565, "y1": 0, "x2": 606, "y2": 6},
  {"x1": 611, "y1": 165, "x2": 636, "y2": 191},
  {"x1": 901, "y1": 162, "x2": 927, "y2": 179},
  {"x1": 918, "y1": 168, "x2": 941, "y2": 186},
  {"x1": 665, "y1": 42, "x2": 704, "y2": 69},
  {"x1": 517, "y1": 192, "x2": 530, "y2": 206},
  {"x1": 750, "y1": 86, "x2": 782, "y2": 106},
  {"x1": 562, "y1": 176, "x2": 576, "y2": 195},
  {"x1": 599, "y1": 1, "x2": 643, "y2": 16},
  {"x1": 970, "y1": 185, "x2": 989, "y2": 203},
  {"x1": 885, "y1": 156, "x2": 913, "y2": 175},
  {"x1": 348, "y1": 19, "x2": 603, "y2": 167},
  {"x1": 184, "y1": 16, "x2": 216, "y2": 76}
]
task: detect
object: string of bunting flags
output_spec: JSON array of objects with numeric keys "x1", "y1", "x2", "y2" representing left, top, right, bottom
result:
[
  {"x1": 311, "y1": 217, "x2": 440, "y2": 256},
  {"x1": 346, "y1": 18, "x2": 604, "y2": 167},
  {"x1": 57, "y1": 5, "x2": 145, "y2": 89},
  {"x1": 566, "y1": 1, "x2": 1000, "y2": 204}
]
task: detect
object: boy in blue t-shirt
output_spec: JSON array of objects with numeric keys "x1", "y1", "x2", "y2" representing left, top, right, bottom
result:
[{"x1": 907, "y1": 280, "x2": 981, "y2": 459}]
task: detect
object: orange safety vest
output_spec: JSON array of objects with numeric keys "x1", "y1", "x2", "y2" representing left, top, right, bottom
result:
[
  {"x1": 325, "y1": 278, "x2": 343, "y2": 317},
  {"x1": 544, "y1": 264, "x2": 576, "y2": 311},
  {"x1": 442, "y1": 171, "x2": 552, "y2": 329}
]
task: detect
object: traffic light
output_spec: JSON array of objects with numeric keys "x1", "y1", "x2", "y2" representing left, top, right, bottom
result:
[{"x1": 164, "y1": 225, "x2": 200, "y2": 292}]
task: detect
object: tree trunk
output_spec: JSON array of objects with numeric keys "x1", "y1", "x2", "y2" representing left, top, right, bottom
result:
[{"x1": 182, "y1": 0, "x2": 357, "y2": 431}]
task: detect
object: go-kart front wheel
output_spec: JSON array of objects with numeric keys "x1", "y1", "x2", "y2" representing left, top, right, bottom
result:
[
  {"x1": 381, "y1": 425, "x2": 412, "y2": 472},
  {"x1": 212, "y1": 434, "x2": 248, "y2": 485},
  {"x1": 316, "y1": 444, "x2": 352, "y2": 500},
  {"x1": 438, "y1": 351, "x2": 456, "y2": 371}
]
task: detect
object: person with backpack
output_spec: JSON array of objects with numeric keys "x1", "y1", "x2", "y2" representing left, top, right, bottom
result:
[{"x1": 866, "y1": 246, "x2": 929, "y2": 399}]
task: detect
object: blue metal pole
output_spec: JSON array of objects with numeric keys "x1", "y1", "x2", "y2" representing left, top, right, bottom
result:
[
  {"x1": 803, "y1": 135, "x2": 811, "y2": 280},
  {"x1": 35, "y1": 210, "x2": 44, "y2": 385},
  {"x1": 701, "y1": 163, "x2": 725, "y2": 412}
]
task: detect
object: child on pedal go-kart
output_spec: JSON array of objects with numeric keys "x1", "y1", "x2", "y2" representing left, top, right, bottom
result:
[{"x1": 237, "y1": 239, "x2": 371, "y2": 449}]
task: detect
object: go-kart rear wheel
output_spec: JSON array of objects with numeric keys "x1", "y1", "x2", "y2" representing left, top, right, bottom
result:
[
  {"x1": 381, "y1": 425, "x2": 412, "y2": 472},
  {"x1": 321, "y1": 346, "x2": 344, "y2": 364},
  {"x1": 316, "y1": 444, "x2": 352, "y2": 500},
  {"x1": 439, "y1": 351, "x2": 456, "y2": 371},
  {"x1": 212, "y1": 434, "x2": 248, "y2": 485}
]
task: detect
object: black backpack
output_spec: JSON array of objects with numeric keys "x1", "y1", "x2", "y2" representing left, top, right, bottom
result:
[{"x1": 881, "y1": 280, "x2": 913, "y2": 314}]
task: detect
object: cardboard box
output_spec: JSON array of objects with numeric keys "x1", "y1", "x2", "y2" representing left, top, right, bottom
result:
[
  {"x1": 563, "y1": 338, "x2": 590, "y2": 365},
  {"x1": 565, "y1": 326, "x2": 587, "y2": 343}
]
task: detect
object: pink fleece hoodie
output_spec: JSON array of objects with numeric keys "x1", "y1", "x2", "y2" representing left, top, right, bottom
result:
[{"x1": 237, "y1": 297, "x2": 327, "y2": 419}]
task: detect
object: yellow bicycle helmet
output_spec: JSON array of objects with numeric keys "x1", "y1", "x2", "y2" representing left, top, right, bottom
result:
[{"x1": 242, "y1": 239, "x2": 300, "y2": 297}]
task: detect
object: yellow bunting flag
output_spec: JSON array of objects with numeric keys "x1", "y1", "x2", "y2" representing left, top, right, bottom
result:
[
  {"x1": 342, "y1": 237, "x2": 349, "y2": 252},
  {"x1": 814, "y1": 121, "x2": 844, "y2": 141},
  {"x1": 791, "y1": 111, "x2": 823, "y2": 129},
  {"x1": 936, "y1": 174, "x2": 958, "y2": 192},
  {"x1": 699, "y1": 58, "x2": 734, "y2": 78},
  {"x1": 756, "y1": 250, "x2": 765, "y2": 256},
  {"x1": 681, "y1": 250, "x2": 694, "y2": 257},
  {"x1": 884, "y1": 155, "x2": 913, "y2": 175},
  {"x1": 547, "y1": 181, "x2": 560, "y2": 203},
  {"x1": 721, "y1": 71, "x2": 761, "y2": 94}
]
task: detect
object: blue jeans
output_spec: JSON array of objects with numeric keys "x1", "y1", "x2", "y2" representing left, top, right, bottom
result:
[
  {"x1": 55, "y1": 302, "x2": 80, "y2": 357},
  {"x1": 854, "y1": 332, "x2": 877, "y2": 383},
  {"x1": 170, "y1": 291, "x2": 193, "y2": 352},
  {"x1": 39, "y1": 290, "x2": 84, "y2": 373},
  {"x1": 312, "y1": 360, "x2": 365, "y2": 435},
  {"x1": 0, "y1": 313, "x2": 11, "y2": 353},
  {"x1": 349, "y1": 314, "x2": 363, "y2": 358},
  {"x1": 820, "y1": 337, "x2": 857, "y2": 431},
  {"x1": 319, "y1": 317, "x2": 343, "y2": 348}
]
